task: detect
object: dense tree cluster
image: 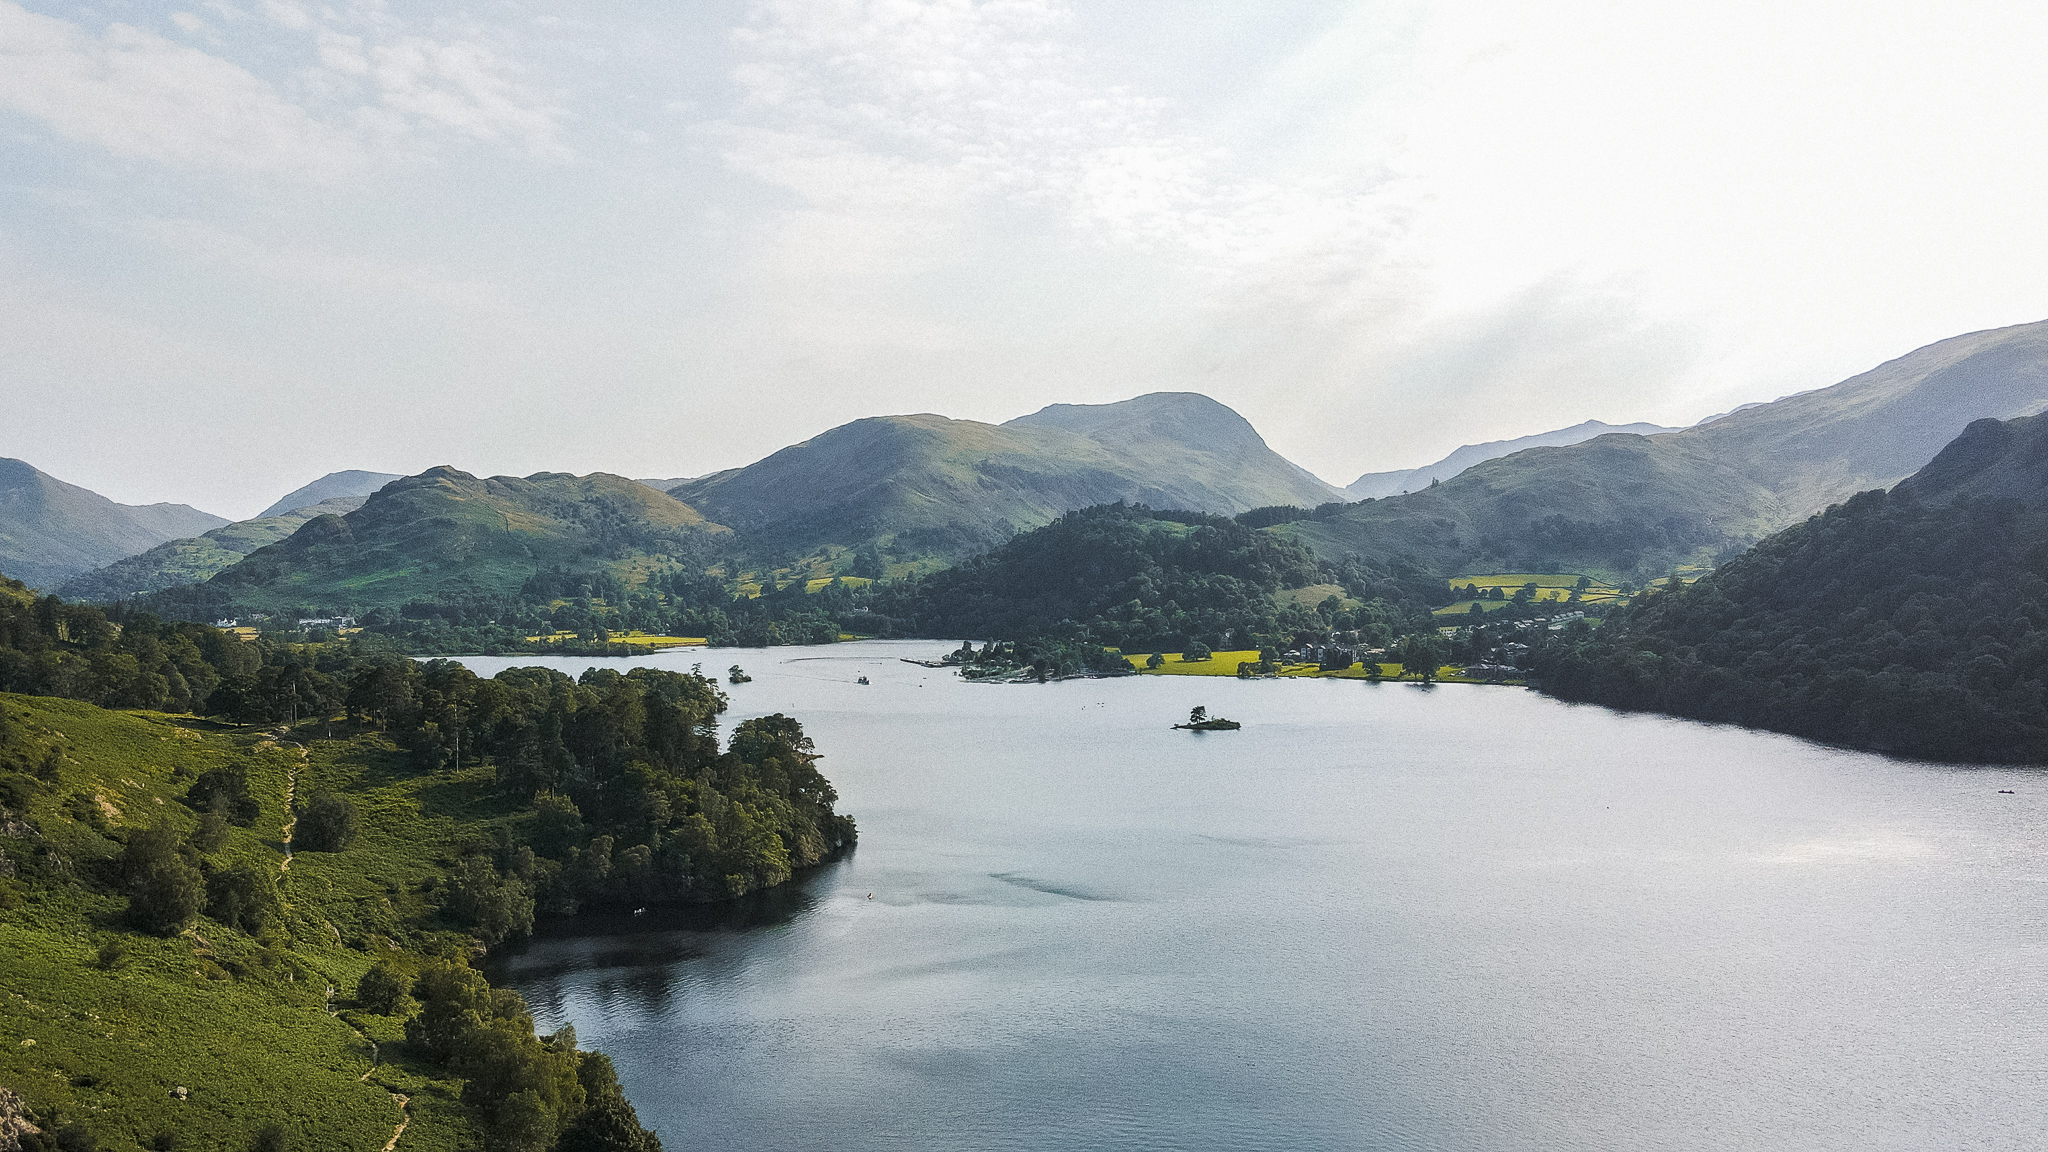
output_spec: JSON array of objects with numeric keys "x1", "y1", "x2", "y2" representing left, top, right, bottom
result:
[
  {"x1": 871, "y1": 504, "x2": 1435, "y2": 653},
  {"x1": 0, "y1": 576, "x2": 374, "y2": 722},
  {"x1": 361, "y1": 659, "x2": 855, "y2": 908},
  {"x1": 1537, "y1": 489, "x2": 2048, "y2": 761},
  {"x1": 407, "y1": 965, "x2": 658, "y2": 1151}
]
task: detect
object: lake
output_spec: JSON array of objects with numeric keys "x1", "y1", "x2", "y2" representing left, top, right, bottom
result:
[{"x1": 454, "y1": 641, "x2": 2048, "y2": 1151}]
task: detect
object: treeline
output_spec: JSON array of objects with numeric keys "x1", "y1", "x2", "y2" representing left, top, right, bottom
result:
[
  {"x1": 0, "y1": 575, "x2": 376, "y2": 721},
  {"x1": 1536, "y1": 489, "x2": 2048, "y2": 761},
  {"x1": 137, "y1": 565, "x2": 866, "y2": 654},
  {"x1": 870, "y1": 504, "x2": 1438, "y2": 653}
]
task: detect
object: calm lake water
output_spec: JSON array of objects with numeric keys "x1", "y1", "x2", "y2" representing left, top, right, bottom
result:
[{"x1": 453, "y1": 641, "x2": 2048, "y2": 1151}]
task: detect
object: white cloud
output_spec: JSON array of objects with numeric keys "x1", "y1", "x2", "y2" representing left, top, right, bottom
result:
[
  {"x1": 0, "y1": 1, "x2": 356, "y2": 175},
  {"x1": 362, "y1": 33, "x2": 567, "y2": 156},
  {"x1": 0, "y1": 1, "x2": 569, "y2": 176}
]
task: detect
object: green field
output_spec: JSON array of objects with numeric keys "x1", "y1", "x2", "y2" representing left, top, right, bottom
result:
[
  {"x1": 526, "y1": 629, "x2": 706, "y2": 650},
  {"x1": 1118, "y1": 652, "x2": 1517, "y2": 684}
]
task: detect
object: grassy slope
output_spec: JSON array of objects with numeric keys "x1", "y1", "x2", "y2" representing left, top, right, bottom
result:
[
  {"x1": 208, "y1": 467, "x2": 724, "y2": 611},
  {"x1": 56, "y1": 498, "x2": 368, "y2": 602},
  {"x1": 0, "y1": 694, "x2": 519, "y2": 1151}
]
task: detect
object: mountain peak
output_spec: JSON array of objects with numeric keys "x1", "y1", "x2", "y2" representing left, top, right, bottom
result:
[
  {"x1": 257, "y1": 469, "x2": 405, "y2": 519},
  {"x1": 1006, "y1": 392, "x2": 1268, "y2": 452}
]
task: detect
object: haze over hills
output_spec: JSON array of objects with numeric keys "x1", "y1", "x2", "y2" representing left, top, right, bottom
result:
[
  {"x1": 0, "y1": 458, "x2": 228, "y2": 590},
  {"x1": 1344, "y1": 419, "x2": 1680, "y2": 500},
  {"x1": 54, "y1": 496, "x2": 369, "y2": 602},
  {"x1": 193, "y1": 466, "x2": 721, "y2": 610},
  {"x1": 1285, "y1": 319, "x2": 2048, "y2": 580},
  {"x1": 669, "y1": 392, "x2": 1343, "y2": 569},
  {"x1": 255, "y1": 469, "x2": 403, "y2": 518}
]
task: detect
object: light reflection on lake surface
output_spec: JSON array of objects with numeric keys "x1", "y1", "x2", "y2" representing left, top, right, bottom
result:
[{"x1": 459, "y1": 641, "x2": 2048, "y2": 1151}]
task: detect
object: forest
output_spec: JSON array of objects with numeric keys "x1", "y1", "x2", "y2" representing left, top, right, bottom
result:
[
  {"x1": 1536, "y1": 489, "x2": 2048, "y2": 762},
  {"x1": 867, "y1": 504, "x2": 1439, "y2": 655}
]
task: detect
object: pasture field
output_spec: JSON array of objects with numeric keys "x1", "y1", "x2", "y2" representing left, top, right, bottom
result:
[
  {"x1": 524, "y1": 630, "x2": 706, "y2": 649},
  {"x1": 1432, "y1": 599, "x2": 1521, "y2": 617},
  {"x1": 1444, "y1": 571, "x2": 1627, "y2": 610},
  {"x1": 0, "y1": 695, "x2": 498, "y2": 1150},
  {"x1": 1120, "y1": 654, "x2": 1516, "y2": 684}
]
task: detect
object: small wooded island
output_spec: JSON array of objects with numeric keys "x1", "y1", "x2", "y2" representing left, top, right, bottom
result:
[{"x1": 1173, "y1": 706, "x2": 1241, "y2": 731}]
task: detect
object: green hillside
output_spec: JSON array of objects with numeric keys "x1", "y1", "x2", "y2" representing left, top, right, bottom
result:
[
  {"x1": 1284, "y1": 432, "x2": 1788, "y2": 581},
  {"x1": 0, "y1": 595, "x2": 855, "y2": 1147},
  {"x1": 1287, "y1": 319, "x2": 2048, "y2": 581},
  {"x1": 0, "y1": 694, "x2": 672, "y2": 1151},
  {"x1": 670, "y1": 393, "x2": 1342, "y2": 572},
  {"x1": 56, "y1": 497, "x2": 368, "y2": 603},
  {"x1": 195, "y1": 468, "x2": 725, "y2": 613},
  {"x1": 0, "y1": 460, "x2": 228, "y2": 592},
  {"x1": 1537, "y1": 411, "x2": 2048, "y2": 761}
]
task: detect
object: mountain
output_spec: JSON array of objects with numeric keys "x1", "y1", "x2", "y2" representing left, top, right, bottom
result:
[
  {"x1": 1537, "y1": 410, "x2": 2048, "y2": 762},
  {"x1": 1344, "y1": 419, "x2": 1679, "y2": 500},
  {"x1": 256, "y1": 470, "x2": 403, "y2": 518},
  {"x1": 1286, "y1": 319, "x2": 2048, "y2": 580},
  {"x1": 668, "y1": 392, "x2": 1343, "y2": 570},
  {"x1": 55, "y1": 496, "x2": 368, "y2": 602},
  {"x1": 194, "y1": 466, "x2": 722, "y2": 611},
  {"x1": 0, "y1": 458, "x2": 228, "y2": 590}
]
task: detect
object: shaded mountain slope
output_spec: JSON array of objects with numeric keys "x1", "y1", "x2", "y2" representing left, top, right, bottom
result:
[
  {"x1": 0, "y1": 458, "x2": 227, "y2": 589},
  {"x1": 256, "y1": 469, "x2": 402, "y2": 518},
  {"x1": 1345, "y1": 419, "x2": 1678, "y2": 500},
  {"x1": 1537, "y1": 411, "x2": 2048, "y2": 762},
  {"x1": 670, "y1": 393, "x2": 1341, "y2": 568},
  {"x1": 201, "y1": 467, "x2": 722, "y2": 611},
  {"x1": 1289, "y1": 319, "x2": 2048, "y2": 579},
  {"x1": 56, "y1": 496, "x2": 368, "y2": 602}
]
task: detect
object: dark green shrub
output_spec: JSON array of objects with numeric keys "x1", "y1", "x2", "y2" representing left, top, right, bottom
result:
[{"x1": 293, "y1": 792, "x2": 357, "y2": 852}]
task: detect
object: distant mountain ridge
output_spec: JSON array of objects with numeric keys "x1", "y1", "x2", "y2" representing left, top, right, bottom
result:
[
  {"x1": 56, "y1": 496, "x2": 369, "y2": 602},
  {"x1": 669, "y1": 392, "x2": 1343, "y2": 569},
  {"x1": 199, "y1": 466, "x2": 721, "y2": 610},
  {"x1": 0, "y1": 459, "x2": 227, "y2": 590},
  {"x1": 1285, "y1": 319, "x2": 2048, "y2": 580},
  {"x1": 1344, "y1": 419, "x2": 1679, "y2": 500},
  {"x1": 257, "y1": 470, "x2": 403, "y2": 518}
]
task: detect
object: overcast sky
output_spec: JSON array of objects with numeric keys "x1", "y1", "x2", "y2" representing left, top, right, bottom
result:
[{"x1": 5, "y1": 0, "x2": 2048, "y2": 519}]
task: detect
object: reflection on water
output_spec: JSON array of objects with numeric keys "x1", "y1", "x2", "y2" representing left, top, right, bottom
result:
[{"x1": 462, "y1": 641, "x2": 2048, "y2": 1152}]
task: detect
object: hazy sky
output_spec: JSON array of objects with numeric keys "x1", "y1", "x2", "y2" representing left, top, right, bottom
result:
[{"x1": 6, "y1": 0, "x2": 2048, "y2": 519}]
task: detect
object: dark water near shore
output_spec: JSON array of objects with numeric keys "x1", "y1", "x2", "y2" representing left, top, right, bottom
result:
[{"x1": 457, "y1": 641, "x2": 2048, "y2": 1151}]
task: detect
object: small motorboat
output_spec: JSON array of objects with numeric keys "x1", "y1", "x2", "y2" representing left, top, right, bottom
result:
[{"x1": 857, "y1": 675, "x2": 870, "y2": 685}]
